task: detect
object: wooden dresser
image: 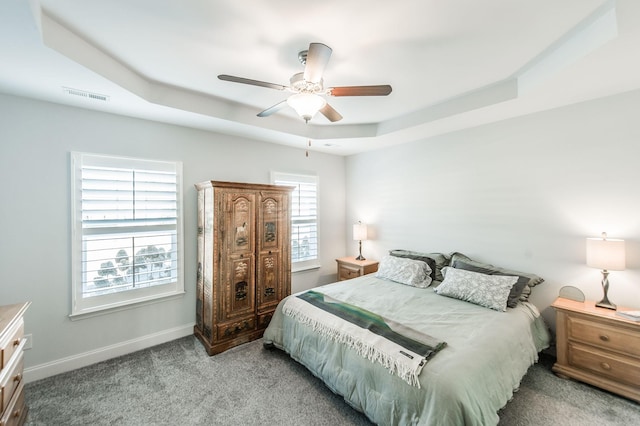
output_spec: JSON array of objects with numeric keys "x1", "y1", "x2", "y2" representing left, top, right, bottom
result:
[
  {"x1": 194, "y1": 181, "x2": 293, "y2": 355},
  {"x1": 0, "y1": 302, "x2": 30, "y2": 426},
  {"x1": 552, "y1": 297, "x2": 640, "y2": 402},
  {"x1": 336, "y1": 257, "x2": 379, "y2": 281}
]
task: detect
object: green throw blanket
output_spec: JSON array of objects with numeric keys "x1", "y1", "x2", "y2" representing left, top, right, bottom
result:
[{"x1": 282, "y1": 290, "x2": 446, "y2": 387}]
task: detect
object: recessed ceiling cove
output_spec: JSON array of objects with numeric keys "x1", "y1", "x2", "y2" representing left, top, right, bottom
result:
[{"x1": 2, "y1": 0, "x2": 638, "y2": 155}]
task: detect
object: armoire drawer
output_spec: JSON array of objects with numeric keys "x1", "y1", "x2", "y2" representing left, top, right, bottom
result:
[
  {"x1": 257, "y1": 311, "x2": 274, "y2": 329},
  {"x1": 217, "y1": 318, "x2": 255, "y2": 339}
]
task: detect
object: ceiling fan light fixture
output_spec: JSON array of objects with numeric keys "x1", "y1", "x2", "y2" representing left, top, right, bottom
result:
[
  {"x1": 219, "y1": 42, "x2": 391, "y2": 123},
  {"x1": 287, "y1": 93, "x2": 326, "y2": 122}
]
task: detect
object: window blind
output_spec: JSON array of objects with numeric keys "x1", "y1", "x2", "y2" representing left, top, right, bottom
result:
[
  {"x1": 81, "y1": 166, "x2": 178, "y2": 227},
  {"x1": 71, "y1": 152, "x2": 184, "y2": 317},
  {"x1": 273, "y1": 173, "x2": 318, "y2": 264}
]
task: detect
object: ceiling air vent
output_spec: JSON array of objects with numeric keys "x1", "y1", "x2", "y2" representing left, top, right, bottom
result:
[{"x1": 63, "y1": 87, "x2": 110, "y2": 102}]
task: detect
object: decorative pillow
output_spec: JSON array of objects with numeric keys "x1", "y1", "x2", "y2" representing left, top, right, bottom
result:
[
  {"x1": 450, "y1": 253, "x2": 544, "y2": 308},
  {"x1": 376, "y1": 255, "x2": 433, "y2": 288},
  {"x1": 389, "y1": 251, "x2": 437, "y2": 281},
  {"x1": 389, "y1": 250, "x2": 450, "y2": 282},
  {"x1": 435, "y1": 267, "x2": 517, "y2": 311},
  {"x1": 519, "y1": 284, "x2": 532, "y2": 302}
]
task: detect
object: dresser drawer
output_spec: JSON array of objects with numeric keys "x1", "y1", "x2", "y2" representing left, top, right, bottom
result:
[
  {"x1": 569, "y1": 342, "x2": 640, "y2": 387},
  {"x1": 0, "y1": 321, "x2": 23, "y2": 370},
  {"x1": 338, "y1": 265, "x2": 361, "y2": 281},
  {"x1": 568, "y1": 316, "x2": 640, "y2": 357},
  {"x1": 0, "y1": 382, "x2": 25, "y2": 426},
  {"x1": 216, "y1": 317, "x2": 255, "y2": 340},
  {"x1": 0, "y1": 352, "x2": 24, "y2": 414}
]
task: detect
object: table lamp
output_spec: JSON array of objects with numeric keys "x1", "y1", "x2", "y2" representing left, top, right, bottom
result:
[
  {"x1": 586, "y1": 232, "x2": 625, "y2": 310},
  {"x1": 353, "y1": 221, "x2": 368, "y2": 261}
]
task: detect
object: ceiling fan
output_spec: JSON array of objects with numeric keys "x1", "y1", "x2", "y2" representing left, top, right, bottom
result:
[{"x1": 218, "y1": 42, "x2": 392, "y2": 123}]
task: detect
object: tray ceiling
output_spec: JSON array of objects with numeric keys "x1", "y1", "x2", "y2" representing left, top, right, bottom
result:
[{"x1": 2, "y1": 0, "x2": 639, "y2": 155}]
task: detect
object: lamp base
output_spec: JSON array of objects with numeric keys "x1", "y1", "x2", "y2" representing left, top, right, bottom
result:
[
  {"x1": 355, "y1": 240, "x2": 365, "y2": 261},
  {"x1": 595, "y1": 300, "x2": 617, "y2": 310},
  {"x1": 596, "y1": 269, "x2": 616, "y2": 310}
]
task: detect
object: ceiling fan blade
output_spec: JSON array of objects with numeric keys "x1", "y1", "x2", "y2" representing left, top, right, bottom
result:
[
  {"x1": 218, "y1": 74, "x2": 286, "y2": 91},
  {"x1": 329, "y1": 85, "x2": 392, "y2": 97},
  {"x1": 319, "y1": 103, "x2": 343, "y2": 122},
  {"x1": 303, "y1": 43, "x2": 332, "y2": 84},
  {"x1": 257, "y1": 100, "x2": 288, "y2": 117}
]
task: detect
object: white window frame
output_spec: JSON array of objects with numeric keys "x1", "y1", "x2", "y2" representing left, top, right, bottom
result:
[
  {"x1": 271, "y1": 172, "x2": 320, "y2": 272},
  {"x1": 70, "y1": 152, "x2": 185, "y2": 318}
]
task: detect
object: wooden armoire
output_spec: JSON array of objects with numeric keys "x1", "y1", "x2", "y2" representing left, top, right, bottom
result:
[{"x1": 194, "y1": 181, "x2": 293, "y2": 355}]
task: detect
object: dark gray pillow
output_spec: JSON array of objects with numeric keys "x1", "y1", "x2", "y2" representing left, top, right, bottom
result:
[
  {"x1": 389, "y1": 250, "x2": 448, "y2": 281},
  {"x1": 449, "y1": 253, "x2": 543, "y2": 308}
]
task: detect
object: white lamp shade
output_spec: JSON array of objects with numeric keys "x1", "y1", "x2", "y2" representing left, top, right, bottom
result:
[
  {"x1": 287, "y1": 93, "x2": 326, "y2": 121},
  {"x1": 353, "y1": 223, "x2": 368, "y2": 241},
  {"x1": 586, "y1": 237, "x2": 625, "y2": 271}
]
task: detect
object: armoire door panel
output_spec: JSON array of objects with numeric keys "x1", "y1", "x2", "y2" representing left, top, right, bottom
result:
[
  {"x1": 224, "y1": 255, "x2": 255, "y2": 320},
  {"x1": 223, "y1": 191, "x2": 255, "y2": 256},
  {"x1": 257, "y1": 251, "x2": 282, "y2": 312},
  {"x1": 257, "y1": 192, "x2": 287, "y2": 252}
]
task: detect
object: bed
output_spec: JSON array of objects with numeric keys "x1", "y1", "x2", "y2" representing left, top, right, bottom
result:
[{"x1": 263, "y1": 251, "x2": 551, "y2": 425}]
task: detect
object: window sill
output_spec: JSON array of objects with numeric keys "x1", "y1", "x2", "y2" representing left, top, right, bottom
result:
[
  {"x1": 292, "y1": 264, "x2": 321, "y2": 273},
  {"x1": 69, "y1": 291, "x2": 186, "y2": 321}
]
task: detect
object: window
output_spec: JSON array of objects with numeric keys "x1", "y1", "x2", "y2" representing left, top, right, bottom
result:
[
  {"x1": 272, "y1": 172, "x2": 319, "y2": 271},
  {"x1": 70, "y1": 152, "x2": 184, "y2": 317}
]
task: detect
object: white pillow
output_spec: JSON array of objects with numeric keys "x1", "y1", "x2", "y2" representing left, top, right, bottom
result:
[
  {"x1": 375, "y1": 255, "x2": 432, "y2": 288},
  {"x1": 434, "y1": 267, "x2": 517, "y2": 311}
]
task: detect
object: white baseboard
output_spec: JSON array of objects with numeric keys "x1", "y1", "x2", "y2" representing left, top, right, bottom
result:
[{"x1": 23, "y1": 323, "x2": 194, "y2": 383}]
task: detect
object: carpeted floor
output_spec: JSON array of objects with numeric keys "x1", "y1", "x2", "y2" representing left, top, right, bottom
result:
[{"x1": 24, "y1": 336, "x2": 639, "y2": 425}]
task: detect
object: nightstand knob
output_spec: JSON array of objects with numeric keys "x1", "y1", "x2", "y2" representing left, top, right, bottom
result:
[
  {"x1": 600, "y1": 362, "x2": 611, "y2": 371},
  {"x1": 599, "y1": 334, "x2": 610, "y2": 342}
]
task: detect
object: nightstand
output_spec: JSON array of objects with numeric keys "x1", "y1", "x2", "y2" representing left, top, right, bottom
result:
[
  {"x1": 336, "y1": 257, "x2": 379, "y2": 281},
  {"x1": 551, "y1": 297, "x2": 640, "y2": 402}
]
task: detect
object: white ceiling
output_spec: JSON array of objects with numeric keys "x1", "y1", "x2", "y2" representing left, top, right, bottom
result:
[{"x1": 2, "y1": 0, "x2": 639, "y2": 155}]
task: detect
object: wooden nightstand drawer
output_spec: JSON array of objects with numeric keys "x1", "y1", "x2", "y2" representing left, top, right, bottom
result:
[
  {"x1": 338, "y1": 265, "x2": 361, "y2": 281},
  {"x1": 569, "y1": 342, "x2": 640, "y2": 386},
  {"x1": 336, "y1": 257, "x2": 379, "y2": 282},
  {"x1": 568, "y1": 316, "x2": 640, "y2": 357}
]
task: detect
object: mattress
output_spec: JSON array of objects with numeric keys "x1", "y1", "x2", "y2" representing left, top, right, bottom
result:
[{"x1": 263, "y1": 275, "x2": 550, "y2": 425}]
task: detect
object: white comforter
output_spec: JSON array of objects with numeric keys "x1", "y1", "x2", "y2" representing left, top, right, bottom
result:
[{"x1": 263, "y1": 275, "x2": 551, "y2": 426}]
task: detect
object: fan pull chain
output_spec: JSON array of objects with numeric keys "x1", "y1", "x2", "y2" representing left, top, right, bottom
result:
[{"x1": 306, "y1": 139, "x2": 311, "y2": 157}]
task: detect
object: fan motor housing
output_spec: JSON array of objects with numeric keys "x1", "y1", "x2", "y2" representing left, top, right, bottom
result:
[
  {"x1": 289, "y1": 72, "x2": 323, "y2": 94},
  {"x1": 298, "y1": 50, "x2": 308, "y2": 65}
]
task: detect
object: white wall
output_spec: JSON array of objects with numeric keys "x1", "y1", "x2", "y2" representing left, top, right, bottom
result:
[
  {"x1": 5, "y1": 87, "x2": 640, "y2": 379},
  {"x1": 0, "y1": 94, "x2": 346, "y2": 380},
  {"x1": 346, "y1": 89, "x2": 640, "y2": 331}
]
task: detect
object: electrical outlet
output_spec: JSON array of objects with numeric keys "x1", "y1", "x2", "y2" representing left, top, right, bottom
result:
[{"x1": 24, "y1": 334, "x2": 33, "y2": 350}]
